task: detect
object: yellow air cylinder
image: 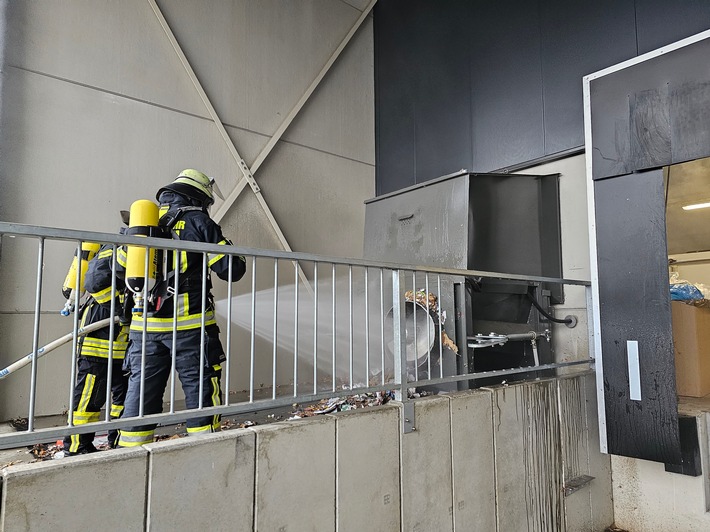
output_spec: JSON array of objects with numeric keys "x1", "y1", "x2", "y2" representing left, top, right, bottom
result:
[
  {"x1": 125, "y1": 200, "x2": 160, "y2": 308},
  {"x1": 62, "y1": 241, "x2": 100, "y2": 295}
]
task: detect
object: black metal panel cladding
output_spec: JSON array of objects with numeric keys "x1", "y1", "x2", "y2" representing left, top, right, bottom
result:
[
  {"x1": 590, "y1": 37, "x2": 710, "y2": 180},
  {"x1": 635, "y1": 0, "x2": 710, "y2": 55},
  {"x1": 375, "y1": 0, "x2": 710, "y2": 194},
  {"x1": 539, "y1": 0, "x2": 637, "y2": 154},
  {"x1": 594, "y1": 169, "x2": 681, "y2": 464}
]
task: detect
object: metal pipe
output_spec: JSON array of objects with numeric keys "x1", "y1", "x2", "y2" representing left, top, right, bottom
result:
[
  {"x1": 249, "y1": 256, "x2": 257, "y2": 402},
  {"x1": 392, "y1": 270, "x2": 407, "y2": 401},
  {"x1": 198, "y1": 252, "x2": 208, "y2": 409},
  {"x1": 364, "y1": 267, "x2": 370, "y2": 385},
  {"x1": 380, "y1": 268, "x2": 385, "y2": 386},
  {"x1": 104, "y1": 245, "x2": 118, "y2": 422},
  {"x1": 169, "y1": 249, "x2": 179, "y2": 413},
  {"x1": 313, "y1": 262, "x2": 318, "y2": 394},
  {"x1": 293, "y1": 261, "x2": 299, "y2": 397},
  {"x1": 437, "y1": 275, "x2": 443, "y2": 379},
  {"x1": 138, "y1": 243, "x2": 150, "y2": 418},
  {"x1": 272, "y1": 259, "x2": 278, "y2": 400},
  {"x1": 28, "y1": 238, "x2": 45, "y2": 432},
  {"x1": 425, "y1": 273, "x2": 431, "y2": 377},
  {"x1": 412, "y1": 271, "x2": 418, "y2": 382},
  {"x1": 66, "y1": 240, "x2": 81, "y2": 428},
  {"x1": 349, "y1": 265, "x2": 353, "y2": 390},
  {"x1": 225, "y1": 255, "x2": 233, "y2": 406},
  {"x1": 332, "y1": 263, "x2": 336, "y2": 393}
]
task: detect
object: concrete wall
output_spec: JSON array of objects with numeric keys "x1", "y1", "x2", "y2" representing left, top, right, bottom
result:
[
  {"x1": 611, "y1": 412, "x2": 710, "y2": 532},
  {"x1": 0, "y1": 375, "x2": 613, "y2": 531},
  {"x1": 0, "y1": 0, "x2": 375, "y2": 420},
  {"x1": 516, "y1": 153, "x2": 590, "y2": 366}
]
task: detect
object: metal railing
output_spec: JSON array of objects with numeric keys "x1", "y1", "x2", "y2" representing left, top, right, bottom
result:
[{"x1": 0, "y1": 221, "x2": 593, "y2": 448}]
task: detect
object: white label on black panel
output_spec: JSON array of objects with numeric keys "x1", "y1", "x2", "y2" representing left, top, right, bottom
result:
[{"x1": 627, "y1": 340, "x2": 641, "y2": 401}]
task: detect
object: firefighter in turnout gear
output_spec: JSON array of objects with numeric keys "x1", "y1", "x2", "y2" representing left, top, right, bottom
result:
[
  {"x1": 118, "y1": 169, "x2": 246, "y2": 447},
  {"x1": 63, "y1": 213, "x2": 131, "y2": 455}
]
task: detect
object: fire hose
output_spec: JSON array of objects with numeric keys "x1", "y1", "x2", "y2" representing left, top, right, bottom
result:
[{"x1": 0, "y1": 317, "x2": 120, "y2": 380}]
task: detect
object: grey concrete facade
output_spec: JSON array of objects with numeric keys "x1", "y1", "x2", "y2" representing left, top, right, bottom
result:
[
  {"x1": 0, "y1": 0, "x2": 375, "y2": 420},
  {"x1": 0, "y1": 376, "x2": 613, "y2": 531}
]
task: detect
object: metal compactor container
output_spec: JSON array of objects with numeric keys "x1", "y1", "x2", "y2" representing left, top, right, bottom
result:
[{"x1": 363, "y1": 170, "x2": 565, "y2": 387}]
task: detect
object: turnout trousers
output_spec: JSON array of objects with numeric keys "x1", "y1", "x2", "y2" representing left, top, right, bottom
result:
[
  {"x1": 64, "y1": 356, "x2": 128, "y2": 454},
  {"x1": 118, "y1": 329, "x2": 224, "y2": 447}
]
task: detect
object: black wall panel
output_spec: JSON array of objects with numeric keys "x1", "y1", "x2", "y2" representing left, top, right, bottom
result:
[
  {"x1": 636, "y1": 0, "x2": 710, "y2": 55},
  {"x1": 411, "y1": 1, "x2": 472, "y2": 184},
  {"x1": 539, "y1": 0, "x2": 637, "y2": 153},
  {"x1": 375, "y1": 1, "x2": 710, "y2": 195},
  {"x1": 469, "y1": 1, "x2": 544, "y2": 172},
  {"x1": 590, "y1": 37, "x2": 710, "y2": 180},
  {"x1": 374, "y1": 4, "x2": 418, "y2": 195},
  {"x1": 374, "y1": 0, "x2": 472, "y2": 195},
  {"x1": 594, "y1": 170, "x2": 680, "y2": 464}
]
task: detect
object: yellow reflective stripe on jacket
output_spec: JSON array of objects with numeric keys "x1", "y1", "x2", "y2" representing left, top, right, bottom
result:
[
  {"x1": 110, "y1": 404, "x2": 124, "y2": 418},
  {"x1": 117, "y1": 247, "x2": 128, "y2": 268},
  {"x1": 80, "y1": 336, "x2": 129, "y2": 359},
  {"x1": 207, "y1": 240, "x2": 229, "y2": 267},
  {"x1": 91, "y1": 285, "x2": 113, "y2": 304},
  {"x1": 97, "y1": 249, "x2": 114, "y2": 260},
  {"x1": 130, "y1": 312, "x2": 217, "y2": 333}
]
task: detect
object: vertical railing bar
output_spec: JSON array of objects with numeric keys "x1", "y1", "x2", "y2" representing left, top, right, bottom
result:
[
  {"x1": 438, "y1": 275, "x2": 444, "y2": 379},
  {"x1": 425, "y1": 272, "x2": 431, "y2": 378},
  {"x1": 412, "y1": 271, "x2": 418, "y2": 382},
  {"x1": 249, "y1": 256, "x2": 257, "y2": 403},
  {"x1": 104, "y1": 244, "x2": 118, "y2": 423},
  {"x1": 66, "y1": 240, "x2": 81, "y2": 428},
  {"x1": 364, "y1": 267, "x2": 370, "y2": 387},
  {"x1": 139, "y1": 243, "x2": 150, "y2": 418},
  {"x1": 272, "y1": 259, "x2": 278, "y2": 400},
  {"x1": 225, "y1": 254, "x2": 233, "y2": 406},
  {"x1": 332, "y1": 263, "x2": 336, "y2": 393},
  {"x1": 392, "y1": 270, "x2": 408, "y2": 402},
  {"x1": 169, "y1": 249, "x2": 179, "y2": 413},
  {"x1": 28, "y1": 237, "x2": 45, "y2": 432},
  {"x1": 198, "y1": 252, "x2": 208, "y2": 410},
  {"x1": 313, "y1": 262, "x2": 319, "y2": 395},
  {"x1": 380, "y1": 268, "x2": 385, "y2": 386},
  {"x1": 349, "y1": 265, "x2": 353, "y2": 390},
  {"x1": 293, "y1": 261, "x2": 299, "y2": 397}
]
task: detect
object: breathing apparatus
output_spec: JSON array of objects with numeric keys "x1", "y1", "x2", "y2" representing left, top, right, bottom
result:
[
  {"x1": 125, "y1": 170, "x2": 221, "y2": 316},
  {"x1": 124, "y1": 199, "x2": 163, "y2": 316},
  {"x1": 60, "y1": 241, "x2": 100, "y2": 316}
]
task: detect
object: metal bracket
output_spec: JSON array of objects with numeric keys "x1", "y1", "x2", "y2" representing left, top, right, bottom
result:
[
  {"x1": 563, "y1": 474, "x2": 594, "y2": 496},
  {"x1": 403, "y1": 401, "x2": 416, "y2": 434},
  {"x1": 238, "y1": 158, "x2": 261, "y2": 194}
]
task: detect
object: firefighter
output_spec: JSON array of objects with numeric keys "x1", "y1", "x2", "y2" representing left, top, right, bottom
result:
[
  {"x1": 63, "y1": 212, "x2": 131, "y2": 455},
  {"x1": 118, "y1": 169, "x2": 246, "y2": 447}
]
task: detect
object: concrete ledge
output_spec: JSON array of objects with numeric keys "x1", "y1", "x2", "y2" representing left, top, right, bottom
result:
[
  {"x1": 447, "y1": 390, "x2": 496, "y2": 532},
  {"x1": 329, "y1": 404, "x2": 400, "y2": 532},
  {"x1": 144, "y1": 429, "x2": 256, "y2": 531},
  {"x1": 252, "y1": 415, "x2": 336, "y2": 532},
  {"x1": 401, "y1": 395, "x2": 454, "y2": 532},
  {"x1": 1, "y1": 447, "x2": 148, "y2": 531}
]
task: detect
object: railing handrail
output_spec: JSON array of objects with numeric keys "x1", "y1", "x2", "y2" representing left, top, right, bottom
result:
[{"x1": 0, "y1": 221, "x2": 590, "y2": 286}]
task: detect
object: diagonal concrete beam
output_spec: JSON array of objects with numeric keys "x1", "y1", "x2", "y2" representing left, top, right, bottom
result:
[
  {"x1": 148, "y1": 0, "x2": 287, "y2": 247},
  {"x1": 212, "y1": 0, "x2": 377, "y2": 224}
]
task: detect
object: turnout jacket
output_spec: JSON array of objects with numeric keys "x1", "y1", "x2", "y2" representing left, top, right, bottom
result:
[
  {"x1": 119, "y1": 192, "x2": 246, "y2": 334},
  {"x1": 80, "y1": 243, "x2": 130, "y2": 359}
]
